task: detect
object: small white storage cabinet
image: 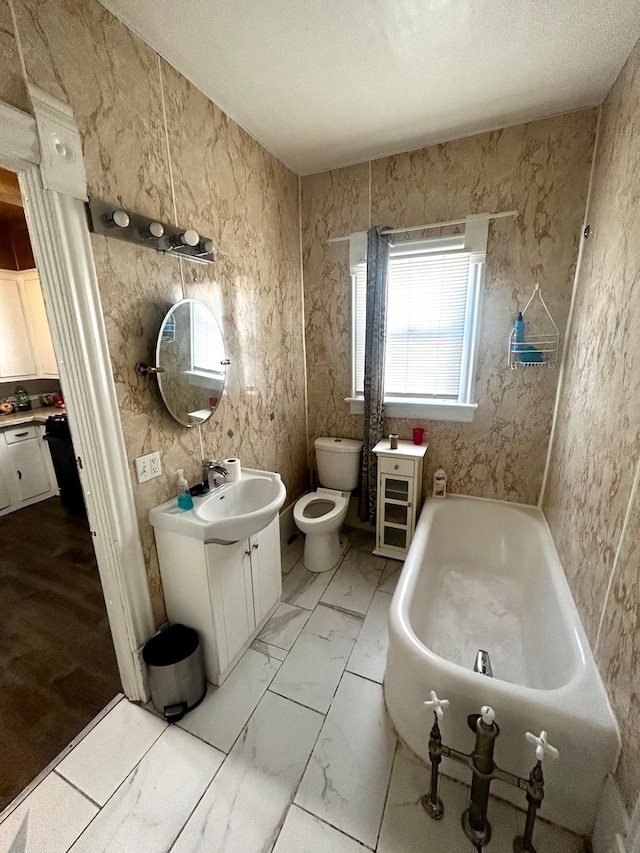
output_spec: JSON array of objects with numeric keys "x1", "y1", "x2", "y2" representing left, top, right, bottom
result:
[
  {"x1": 153, "y1": 516, "x2": 282, "y2": 685},
  {"x1": 0, "y1": 423, "x2": 56, "y2": 516},
  {"x1": 373, "y1": 439, "x2": 428, "y2": 559}
]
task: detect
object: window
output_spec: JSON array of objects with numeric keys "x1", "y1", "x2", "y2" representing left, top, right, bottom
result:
[
  {"x1": 192, "y1": 300, "x2": 224, "y2": 374},
  {"x1": 349, "y1": 217, "x2": 488, "y2": 422},
  {"x1": 186, "y1": 300, "x2": 225, "y2": 387}
]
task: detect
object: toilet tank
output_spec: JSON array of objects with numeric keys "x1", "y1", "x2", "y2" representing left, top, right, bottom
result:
[{"x1": 315, "y1": 437, "x2": 363, "y2": 491}]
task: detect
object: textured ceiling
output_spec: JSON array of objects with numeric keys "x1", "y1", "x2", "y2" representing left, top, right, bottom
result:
[{"x1": 99, "y1": 0, "x2": 640, "y2": 174}]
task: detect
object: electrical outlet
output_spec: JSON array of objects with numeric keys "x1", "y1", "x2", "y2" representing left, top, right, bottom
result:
[
  {"x1": 148, "y1": 451, "x2": 162, "y2": 478},
  {"x1": 135, "y1": 451, "x2": 162, "y2": 484}
]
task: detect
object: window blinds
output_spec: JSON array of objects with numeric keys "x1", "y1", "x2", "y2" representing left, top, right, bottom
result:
[
  {"x1": 354, "y1": 249, "x2": 472, "y2": 399},
  {"x1": 192, "y1": 301, "x2": 224, "y2": 373}
]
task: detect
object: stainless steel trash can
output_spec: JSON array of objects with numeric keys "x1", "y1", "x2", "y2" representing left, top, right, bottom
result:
[{"x1": 143, "y1": 624, "x2": 206, "y2": 722}]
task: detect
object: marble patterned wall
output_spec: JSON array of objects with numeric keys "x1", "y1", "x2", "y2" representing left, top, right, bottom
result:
[
  {"x1": 302, "y1": 112, "x2": 597, "y2": 504},
  {"x1": 0, "y1": 0, "x2": 27, "y2": 112},
  {"x1": 543, "y1": 37, "x2": 640, "y2": 812},
  {"x1": 6, "y1": 0, "x2": 306, "y2": 624}
]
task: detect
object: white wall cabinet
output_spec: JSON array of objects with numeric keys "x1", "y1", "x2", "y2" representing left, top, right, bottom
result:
[
  {"x1": 154, "y1": 516, "x2": 283, "y2": 685},
  {"x1": 20, "y1": 271, "x2": 59, "y2": 377},
  {"x1": 373, "y1": 438, "x2": 428, "y2": 559},
  {"x1": 0, "y1": 274, "x2": 37, "y2": 377},
  {"x1": 0, "y1": 423, "x2": 56, "y2": 516},
  {"x1": 0, "y1": 269, "x2": 58, "y2": 380}
]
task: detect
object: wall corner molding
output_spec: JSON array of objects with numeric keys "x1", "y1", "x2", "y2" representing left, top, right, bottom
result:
[
  {"x1": 0, "y1": 101, "x2": 39, "y2": 170},
  {"x1": 27, "y1": 85, "x2": 87, "y2": 200}
]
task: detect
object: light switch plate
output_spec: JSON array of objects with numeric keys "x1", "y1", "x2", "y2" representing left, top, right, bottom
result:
[{"x1": 135, "y1": 451, "x2": 162, "y2": 484}]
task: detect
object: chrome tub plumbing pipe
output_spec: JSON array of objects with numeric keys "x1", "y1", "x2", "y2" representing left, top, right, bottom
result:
[
  {"x1": 462, "y1": 706, "x2": 499, "y2": 847},
  {"x1": 421, "y1": 692, "x2": 559, "y2": 852}
]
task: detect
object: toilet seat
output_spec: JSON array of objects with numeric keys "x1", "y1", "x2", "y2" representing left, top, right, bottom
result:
[
  {"x1": 293, "y1": 488, "x2": 347, "y2": 527},
  {"x1": 293, "y1": 487, "x2": 350, "y2": 572}
]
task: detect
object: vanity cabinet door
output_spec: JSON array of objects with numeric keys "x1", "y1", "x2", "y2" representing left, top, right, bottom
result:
[
  {"x1": 206, "y1": 540, "x2": 255, "y2": 672},
  {"x1": 249, "y1": 517, "x2": 282, "y2": 626}
]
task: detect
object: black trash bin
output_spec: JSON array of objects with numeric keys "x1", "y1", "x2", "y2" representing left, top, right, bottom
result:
[
  {"x1": 43, "y1": 414, "x2": 86, "y2": 515},
  {"x1": 143, "y1": 624, "x2": 206, "y2": 722}
]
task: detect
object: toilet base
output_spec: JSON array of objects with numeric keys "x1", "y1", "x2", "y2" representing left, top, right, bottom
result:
[{"x1": 304, "y1": 532, "x2": 348, "y2": 573}]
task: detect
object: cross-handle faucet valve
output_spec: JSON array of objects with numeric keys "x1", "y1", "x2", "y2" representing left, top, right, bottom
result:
[
  {"x1": 424, "y1": 691, "x2": 449, "y2": 721},
  {"x1": 525, "y1": 730, "x2": 559, "y2": 763}
]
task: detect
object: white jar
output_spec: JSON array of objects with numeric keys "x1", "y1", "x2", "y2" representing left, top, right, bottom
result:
[{"x1": 433, "y1": 468, "x2": 447, "y2": 498}]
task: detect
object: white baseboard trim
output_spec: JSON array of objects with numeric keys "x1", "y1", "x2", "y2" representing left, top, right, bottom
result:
[{"x1": 592, "y1": 775, "x2": 630, "y2": 853}]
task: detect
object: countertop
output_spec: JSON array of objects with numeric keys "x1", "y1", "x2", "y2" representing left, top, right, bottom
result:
[
  {"x1": 372, "y1": 438, "x2": 428, "y2": 458},
  {"x1": 0, "y1": 406, "x2": 67, "y2": 428}
]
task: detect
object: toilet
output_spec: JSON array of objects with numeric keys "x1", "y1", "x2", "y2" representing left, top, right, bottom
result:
[{"x1": 294, "y1": 437, "x2": 363, "y2": 573}]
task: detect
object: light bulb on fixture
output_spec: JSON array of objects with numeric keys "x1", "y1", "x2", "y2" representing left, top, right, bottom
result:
[
  {"x1": 106, "y1": 209, "x2": 130, "y2": 229},
  {"x1": 148, "y1": 221, "x2": 164, "y2": 238},
  {"x1": 173, "y1": 229, "x2": 200, "y2": 248}
]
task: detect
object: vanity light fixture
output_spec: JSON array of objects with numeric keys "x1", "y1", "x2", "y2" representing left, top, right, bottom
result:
[{"x1": 87, "y1": 197, "x2": 215, "y2": 264}]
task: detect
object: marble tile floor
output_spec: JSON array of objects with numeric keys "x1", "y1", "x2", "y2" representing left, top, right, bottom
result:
[{"x1": 0, "y1": 528, "x2": 586, "y2": 853}]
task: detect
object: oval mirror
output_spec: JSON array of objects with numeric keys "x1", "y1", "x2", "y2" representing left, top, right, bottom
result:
[{"x1": 155, "y1": 298, "x2": 226, "y2": 427}]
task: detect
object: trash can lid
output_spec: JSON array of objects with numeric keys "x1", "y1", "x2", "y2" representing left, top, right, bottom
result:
[{"x1": 143, "y1": 624, "x2": 200, "y2": 667}]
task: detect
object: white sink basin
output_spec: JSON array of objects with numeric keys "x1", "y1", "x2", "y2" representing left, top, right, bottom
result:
[{"x1": 149, "y1": 468, "x2": 287, "y2": 543}]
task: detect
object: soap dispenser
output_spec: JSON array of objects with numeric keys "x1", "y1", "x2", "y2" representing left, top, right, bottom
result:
[{"x1": 176, "y1": 469, "x2": 194, "y2": 510}]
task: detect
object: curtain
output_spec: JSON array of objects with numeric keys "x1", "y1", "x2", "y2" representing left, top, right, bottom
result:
[{"x1": 359, "y1": 225, "x2": 391, "y2": 524}]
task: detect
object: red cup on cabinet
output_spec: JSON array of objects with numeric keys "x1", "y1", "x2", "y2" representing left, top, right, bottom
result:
[{"x1": 412, "y1": 427, "x2": 424, "y2": 445}]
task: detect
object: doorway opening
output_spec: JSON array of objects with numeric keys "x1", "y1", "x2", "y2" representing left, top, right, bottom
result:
[{"x1": 0, "y1": 167, "x2": 120, "y2": 810}]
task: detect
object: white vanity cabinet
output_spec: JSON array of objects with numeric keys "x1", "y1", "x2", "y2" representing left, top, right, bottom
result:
[
  {"x1": 153, "y1": 515, "x2": 282, "y2": 685},
  {"x1": 373, "y1": 438, "x2": 428, "y2": 559},
  {"x1": 0, "y1": 423, "x2": 56, "y2": 516}
]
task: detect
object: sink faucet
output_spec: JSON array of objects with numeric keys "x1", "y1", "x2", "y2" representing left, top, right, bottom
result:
[{"x1": 202, "y1": 459, "x2": 229, "y2": 491}]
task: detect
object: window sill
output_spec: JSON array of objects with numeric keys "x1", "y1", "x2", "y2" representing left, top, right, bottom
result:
[
  {"x1": 345, "y1": 397, "x2": 478, "y2": 423},
  {"x1": 184, "y1": 369, "x2": 224, "y2": 389}
]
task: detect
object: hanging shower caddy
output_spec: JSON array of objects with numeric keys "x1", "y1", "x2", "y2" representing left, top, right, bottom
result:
[{"x1": 508, "y1": 283, "x2": 559, "y2": 369}]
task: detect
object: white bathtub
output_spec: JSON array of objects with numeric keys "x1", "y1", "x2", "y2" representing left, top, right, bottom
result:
[{"x1": 385, "y1": 495, "x2": 620, "y2": 835}]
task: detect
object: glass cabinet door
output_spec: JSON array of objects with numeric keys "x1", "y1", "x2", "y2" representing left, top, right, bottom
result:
[
  {"x1": 379, "y1": 473, "x2": 412, "y2": 554},
  {"x1": 384, "y1": 477, "x2": 409, "y2": 502}
]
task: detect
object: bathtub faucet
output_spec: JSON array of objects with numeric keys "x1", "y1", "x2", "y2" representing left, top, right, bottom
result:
[
  {"x1": 473, "y1": 649, "x2": 493, "y2": 677},
  {"x1": 421, "y1": 692, "x2": 559, "y2": 852}
]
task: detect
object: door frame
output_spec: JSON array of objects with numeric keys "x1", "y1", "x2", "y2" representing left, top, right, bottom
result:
[{"x1": 0, "y1": 92, "x2": 154, "y2": 701}]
